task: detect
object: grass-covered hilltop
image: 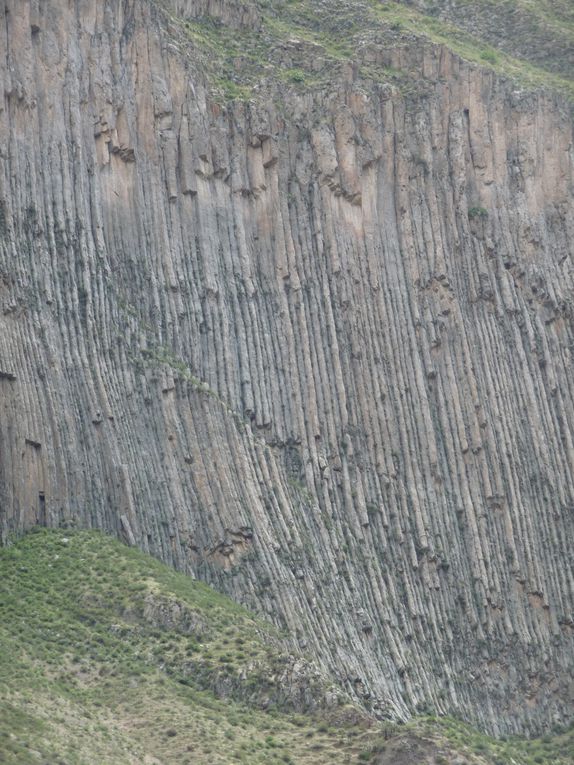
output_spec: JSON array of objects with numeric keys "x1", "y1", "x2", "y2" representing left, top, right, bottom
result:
[
  {"x1": 0, "y1": 530, "x2": 572, "y2": 764},
  {"x1": 155, "y1": 0, "x2": 574, "y2": 101}
]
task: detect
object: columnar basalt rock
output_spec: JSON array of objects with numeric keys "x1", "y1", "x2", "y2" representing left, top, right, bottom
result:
[{"x1": 0, "y1": 0, "x2": 573, "y2": 735}]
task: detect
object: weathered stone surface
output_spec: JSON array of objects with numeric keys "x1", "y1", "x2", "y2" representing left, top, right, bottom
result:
[{"x1": 0, "y1": 0, "x2": 573, "y2": 736}]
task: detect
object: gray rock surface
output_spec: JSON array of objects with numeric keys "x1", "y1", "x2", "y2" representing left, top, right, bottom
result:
[{"x1": 1, "y1": 0, "x2": 573, "y2": 735}]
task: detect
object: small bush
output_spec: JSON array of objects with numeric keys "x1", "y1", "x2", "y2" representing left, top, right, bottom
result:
[
  {"x1": 468, "y1": 206, "x2": 488, "y2": 220},
  {"x1": 480, "y1": 49, "x2": 498, "y2": 64},
  {"x1": 287, "y1": 68, "x2": 306, "y2": 84}
]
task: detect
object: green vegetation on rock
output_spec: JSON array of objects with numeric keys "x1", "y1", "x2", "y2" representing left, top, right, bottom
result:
[
  {"x1": 416, "y1": 715, "x2": 574, "y2": 765},
  {"x1": 154, "y1": 0, "x2": 574, "y2": 101},
  {"x1": 0, "y1": 529, "x2": 572, "y2": 763},
  {"x1": 0, "y1": 529, "x2": 372, "y2": 764}
]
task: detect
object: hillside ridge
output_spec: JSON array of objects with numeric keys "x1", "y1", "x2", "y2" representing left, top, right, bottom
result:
[{"x1": 1, "y1": 528, "x2": 573, "y2": 764}]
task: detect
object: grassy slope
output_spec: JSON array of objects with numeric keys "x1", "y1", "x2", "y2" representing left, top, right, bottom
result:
[
  {"x1": 393, "y1": 0, "x2": 574, "y2": 78},
  {"x1": 372, "y1": 0, "x2": 574, "y2": 96},
  {"x1": 0, "y1": 529, "x2": 572, "y2": 764},
  {"x1": 156, "y1": 0, "x2": 574, "y2": 102},
  {"x1": 0, "y1": 529, "x2": 368, "y2": 764}
]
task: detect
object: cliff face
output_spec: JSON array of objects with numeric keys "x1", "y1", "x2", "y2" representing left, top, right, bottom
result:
[{"x1": 1, "y1": 0, "x2": 573, "y2": 735}]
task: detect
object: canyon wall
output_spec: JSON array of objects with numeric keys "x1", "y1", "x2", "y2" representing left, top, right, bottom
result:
[{"x1": 1, "y1": 0, "x2": 573, "y2": 734}]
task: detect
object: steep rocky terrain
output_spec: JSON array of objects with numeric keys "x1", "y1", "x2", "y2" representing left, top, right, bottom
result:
[
  {"x1": 2, "y1": 528, "x2": 573, "y2": 764},
  {"x1": 1, "y1": 0, "x2": 573, "y2": 737}
]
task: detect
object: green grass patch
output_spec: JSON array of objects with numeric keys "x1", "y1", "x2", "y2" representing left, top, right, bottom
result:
[
  {"x1": 0, "y1": 529, "x2": 373, "y2": 764},
  {"x1": 1, "y1": 530, "x2": 571, "y2": 763},
  {"x1": 151, "y1": 0, "x2": 574, "y2": 102}
]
